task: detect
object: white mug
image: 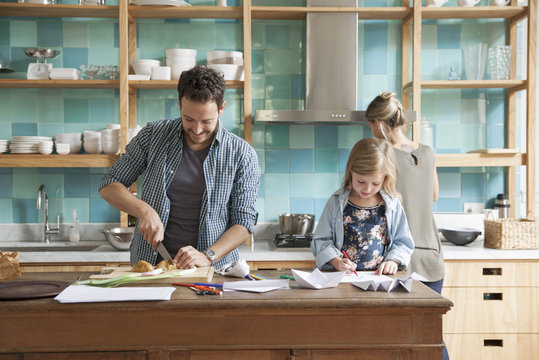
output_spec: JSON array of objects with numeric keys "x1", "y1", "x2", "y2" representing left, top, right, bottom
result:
[
  {"x1": 491, "y1": 0, "x2": 510, "y2": 5},
  {"x1": 426, "y1": 0, "x2": 448, "y2": 7},
  {"x1": 458, "y1": 0, "x2": 480, "y2": 6}
]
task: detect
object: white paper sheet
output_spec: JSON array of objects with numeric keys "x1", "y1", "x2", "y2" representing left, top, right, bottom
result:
[
  {"x1": 350, "y1": 272, "x2": 427, "y2": 293},
  {"x1": 291, "y1": 268, "x2": 344, "y2": 289},
  {"x1": 223, "y1": 279, "x2": 289, "y2": 293},
  {"x1": 340, "y1": 271, "x2": 376, "y2": 283},
  {"x1": 54, "y1": 285, "x2": 176, "y2": 303}
]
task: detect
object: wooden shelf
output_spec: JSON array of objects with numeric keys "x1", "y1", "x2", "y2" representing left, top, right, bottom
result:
[
  {"x1": 403, "y1": 80, "x2": 526, "y2": 92},
  {"x1": 0, "y1": 3, "x2": 119, "y2": 18},
  {"x1": 128, "y1": 5, "x2": 243, "y2": 19},
  {"x1": 251, "y1": 6, "x2": 411, "y2": 20},
  {"x1": 0, "y1": 79, "x2": 119, "y2": 89},
  {"x1": 129, "y1": 80, "x2": 243, "y2": 90},
  {"x1": 421, "y1": 6, "x2": 526, "y2": 20},
  {"x1": 435, "y1": 153, "x2": 526, "y2": 167},
  {"x1": 0, "y1": 154, "x2": 120, "y2": 168}
]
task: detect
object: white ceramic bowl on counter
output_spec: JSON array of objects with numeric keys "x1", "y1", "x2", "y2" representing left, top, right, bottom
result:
[
  {"x1": 55, "y1": 143, "x2": 70, "y2": 155},
  {"x1": 207, "y1": 64, "x2": 244, "y2": 81},
  {"x1": 55, "y1": 133, "x2": 82, "y2": 154},
  {"x1": 207, "y1": 50, "x2": 243, "y2": 65}
]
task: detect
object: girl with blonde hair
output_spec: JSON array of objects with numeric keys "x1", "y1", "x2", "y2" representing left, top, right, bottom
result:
[{"x1": 312, "y1": 138, "x2": 414, "y2": 275}]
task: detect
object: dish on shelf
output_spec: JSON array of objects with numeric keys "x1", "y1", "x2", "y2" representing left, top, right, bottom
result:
[
  {"x1": 128, "y1": 74, "x2": 151, "y2": 81},
  {"x1": 207, "y1": 64, "x2": 244, "y2": 81},
  {"x1": 24, "y1": 48, "x2": 60, "y2": 60},
  {"x1": 80, "y1": 65, "x2": 119, "y2": 80},
  {"x1": 132, "y1": 59, "x2": 161, "y2": 76}
]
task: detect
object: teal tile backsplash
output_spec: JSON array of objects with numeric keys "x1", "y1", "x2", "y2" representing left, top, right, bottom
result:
[{"x1": 0, "y1": 2, "x2": 525, "y2": 223}]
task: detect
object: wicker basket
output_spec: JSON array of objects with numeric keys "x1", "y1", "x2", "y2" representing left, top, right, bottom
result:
[{"x1": 484, "y1": 218, "x2": 539, "y2": 249}]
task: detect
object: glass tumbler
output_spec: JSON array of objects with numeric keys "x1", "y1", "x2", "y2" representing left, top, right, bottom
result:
[
  {"x1": 463, "y1": 43, "x2": 487, "y2": 80},
  {"x1": 488, "y1": 45, "x2": 512, "y2": 80}
]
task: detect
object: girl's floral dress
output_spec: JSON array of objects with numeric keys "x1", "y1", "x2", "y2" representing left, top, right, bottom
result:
[{"x1": 342, "y1": 201, "x2": 388, "y2": 271}]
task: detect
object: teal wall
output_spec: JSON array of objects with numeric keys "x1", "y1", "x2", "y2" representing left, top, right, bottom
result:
[{"x1": 0, "y1": 0, "x2": 524, "y2": 223}]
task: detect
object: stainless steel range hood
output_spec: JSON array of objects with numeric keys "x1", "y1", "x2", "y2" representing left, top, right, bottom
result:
[{"x1": 255, "y1": 0, "x2": 416, "y2": 124}]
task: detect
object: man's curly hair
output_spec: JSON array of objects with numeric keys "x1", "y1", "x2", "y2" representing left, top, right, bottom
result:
[{"x1": 177, "y1": 65, "x2": 225, "y2": 109}]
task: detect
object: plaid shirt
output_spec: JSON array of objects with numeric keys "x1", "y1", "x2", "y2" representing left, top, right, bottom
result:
[{"x1": 99, "y1": 117, "x2": 260, "y2": 269}]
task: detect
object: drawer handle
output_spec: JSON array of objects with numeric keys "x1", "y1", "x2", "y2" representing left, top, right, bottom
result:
[
  {"x1": 484, "y1": 339, "x2": 503, "y2": 347},
  {"x1": 482, "y1": 267, "x2": 502, "y2": 276},
  {"x1": 483, "y1": 292, "x2": 503, "y2": 300}
]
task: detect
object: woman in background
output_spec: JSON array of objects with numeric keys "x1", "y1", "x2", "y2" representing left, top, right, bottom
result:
[{"x1": 366, "y1": 92, "x2": 448, "y2": 360}]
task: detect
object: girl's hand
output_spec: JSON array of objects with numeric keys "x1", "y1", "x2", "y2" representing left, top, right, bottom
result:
[
  {"x1": 329, "y1": 256, "x2": 357, "y2": 273},
  {"x1": 375, "y1": 260, "x2": 399, "y2": 275}
]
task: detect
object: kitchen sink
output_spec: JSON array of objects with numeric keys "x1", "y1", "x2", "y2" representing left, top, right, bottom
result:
[{"x1": 0, "y1": 242, "x2": 106, "y2": 252}]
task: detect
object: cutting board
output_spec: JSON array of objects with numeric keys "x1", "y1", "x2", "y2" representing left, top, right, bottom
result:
[{"x1": 90, "y1": 266, "x2": 214, "y2": 283}]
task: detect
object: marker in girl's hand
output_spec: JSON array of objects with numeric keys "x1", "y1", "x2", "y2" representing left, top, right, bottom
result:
[{"x1": 342, "y1": 250, "x2": 358, "y2": 277}]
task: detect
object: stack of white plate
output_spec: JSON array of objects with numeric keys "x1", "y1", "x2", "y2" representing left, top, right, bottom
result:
[
  {"x1": 166, "y1": 48, "x2": 197, "y2": 80},
  {"x1": 0, "y1": 139, "x2": 8, "y2": 154},
  {"x1": 10, "y1": 136, "x2": 53, "y2": 154},
  {"x1": 49, "y1": 68, "x2": 81, "y2": 80}
]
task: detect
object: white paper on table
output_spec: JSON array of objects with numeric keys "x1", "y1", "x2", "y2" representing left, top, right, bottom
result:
[
  {"x1": 54, "y1": 285, "x2": 176, "y2": 303},
  {"x1": 340, "y1": 271, "x2": 376, "y2": 283},
  {"x1": 291, "y1": 268, "x2": 344, "y2": 289},
  {"x1": 350, "y1": 272, "x2": 427, "y2": 293},
  {"x1": 223, "y1": 279, "x2": 289, "y2": 293}
]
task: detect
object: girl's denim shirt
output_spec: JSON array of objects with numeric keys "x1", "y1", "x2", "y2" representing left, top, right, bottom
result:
[{"x1": 312, "y1": 188, "x2": 415, "y2": 270}]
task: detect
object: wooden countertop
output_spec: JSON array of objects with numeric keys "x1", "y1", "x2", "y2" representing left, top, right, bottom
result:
[{"x1": 0, "y1": 271, "x2": 452, "y2": 358}]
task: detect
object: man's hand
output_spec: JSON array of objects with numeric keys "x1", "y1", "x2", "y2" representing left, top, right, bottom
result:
[
  {"x1": 137, "y1": 207, "x2": 164, "y2": 249},
  {"x1": 174, "y1": 245, "x2": 211, "y2": 269}
]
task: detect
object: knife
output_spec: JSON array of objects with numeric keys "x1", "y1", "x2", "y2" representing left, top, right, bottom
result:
[{"x1": 156, "y1": 242, "x2": 173, "y2": 262}]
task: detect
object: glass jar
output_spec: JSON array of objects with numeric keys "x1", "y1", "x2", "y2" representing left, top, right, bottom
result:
[{"x1": 420, "y1": 117, "x2": 434, "y2": 149}]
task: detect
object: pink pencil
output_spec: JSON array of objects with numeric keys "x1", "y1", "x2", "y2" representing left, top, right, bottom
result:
[{"x1": 342, "y1": 250, "x2": 358, "y2": 277}]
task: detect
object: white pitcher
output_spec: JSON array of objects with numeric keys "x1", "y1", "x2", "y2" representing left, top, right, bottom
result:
[
  {"x1": 425, "y1": 0, "x2": 448, "y2": 7},
  {"x1": 458, "y1": 0, "x2": 480, "y2": 6}
]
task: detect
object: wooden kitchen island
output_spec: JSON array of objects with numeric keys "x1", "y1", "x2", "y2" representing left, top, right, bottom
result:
[{"x1": 0, "y1": 271, "x2": 452, "y2": 360}]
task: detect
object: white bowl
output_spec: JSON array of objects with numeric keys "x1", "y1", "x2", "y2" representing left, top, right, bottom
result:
[
  {"x1": 55, "y1": 133, "x2": 82, "y2": 154},
  {"x1": 55, "y1": 143, "x2": 70, "y2": 155},
  {"x1": 102, "y1": 140, "x2": 120, "y2": 154},
  {"x1": 128, "y1": 74, "x2": 150, "y2": 81},
  {"x1": 169, "y1": 62, "x2": 197, "y2": 80},
  {"x1": 207, "y1": 50, "x2": 243, "y2": 65},
  {"x1": 166, "y1": 48, "x2": 197, "y2": 59},
  {"x1": 131, "y1": 59, "x2": 161, "y2": 75},
  {"x1": 151, "y1": 66, "x2": 171, "y2": 81},
  {"x1": 39, "y1": 147, "x2": 53, "y2": 155},
  {"x1": 83, "y1": 140, "x2": 102, "y2": 154},
  {"x1": 207, "y1": 64, "x2": 244, "y2": 81},
  {"x1": 83, "y1": 131, "x2": 101, "y2": 141},
  {"x1": 101, "y1": 128, "x2": 120, "y2": 137},
  {"x1": 106, "y1": 123, "x2": 121, "y2": 130}
]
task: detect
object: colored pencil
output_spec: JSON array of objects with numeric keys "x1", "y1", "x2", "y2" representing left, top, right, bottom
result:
[{"x1": 341, "y1": 250, "x2": 359, "y2": 277}]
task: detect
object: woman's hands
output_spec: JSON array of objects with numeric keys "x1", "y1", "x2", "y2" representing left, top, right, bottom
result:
[
  {"x1": 329, "y1": 256, "x2": 357, "y2": 273},
  {"x1": 375, "y1": 260, "x2": 398, "y2": 275}
]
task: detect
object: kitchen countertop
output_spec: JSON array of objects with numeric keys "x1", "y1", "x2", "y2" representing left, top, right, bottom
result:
[{"x1": 5, "y1": 237, "x2": 539, "y2": 264}]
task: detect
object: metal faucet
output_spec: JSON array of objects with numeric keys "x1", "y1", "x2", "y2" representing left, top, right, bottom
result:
[{"x1": 37, "y1": 184, "x2": 59, "y2": 243}]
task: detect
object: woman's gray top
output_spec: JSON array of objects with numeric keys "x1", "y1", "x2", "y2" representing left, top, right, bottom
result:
[{"x1": 395, "y1": 144, "x2": 444, "y2": 281}]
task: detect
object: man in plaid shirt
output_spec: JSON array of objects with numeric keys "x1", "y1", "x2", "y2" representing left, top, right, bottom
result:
[{"x1": 99, "y1": 66, "x2": 260, "y2": 270}]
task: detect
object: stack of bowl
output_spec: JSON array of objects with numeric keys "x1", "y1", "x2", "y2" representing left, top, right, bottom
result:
[
  {"x1": 83, "y1": 130, "x2": 102, "y2": 154},
  {"x1": 131, "y1": 59, "x2": 161, "y2": 76},
  {"x1": 166, "y1": 48, "x2": 197, "y2": 80},
  {"x1": 101, "y1": 126, "x2": 120, "y2": 154},
  {"x1": 206, "y1": 50, "x2": 244, "y2": 80},
  {"x1": 54, "y1": 133, "x2": 82, "y2": 154},
  {"x1": 38, "y1": 140, "x2": 53, "y2": 155}
]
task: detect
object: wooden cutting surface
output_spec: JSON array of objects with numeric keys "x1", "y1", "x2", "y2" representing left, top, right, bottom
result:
[{"x1": 89, "y1": 266, "x2": 214, "y2": 283}]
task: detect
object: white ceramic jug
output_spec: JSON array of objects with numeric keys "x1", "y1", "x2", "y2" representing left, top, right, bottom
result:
[
  {"x1": 458, "y1": 0, "x2": 480, "y2": 6},
  {"x1": 425, "y1": 0, "x2": 448, "y2": 7}
]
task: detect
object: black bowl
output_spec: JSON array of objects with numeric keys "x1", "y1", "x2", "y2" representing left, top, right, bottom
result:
[{"x1": 440, "y1": 227, "x2": 481, "y2": 246}]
